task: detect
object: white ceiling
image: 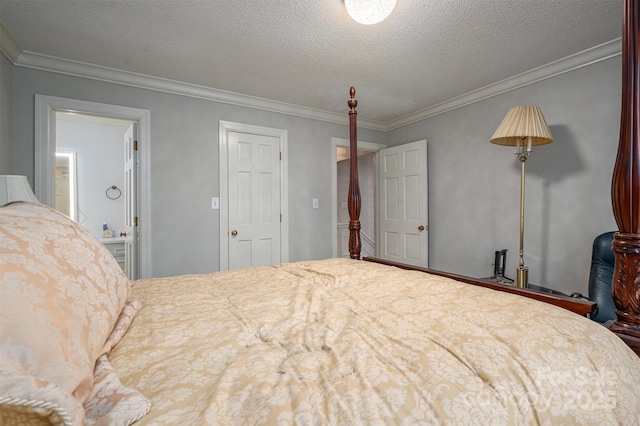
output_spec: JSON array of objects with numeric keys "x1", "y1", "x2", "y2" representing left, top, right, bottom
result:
[{"x1": 0, "y1": 0, "x2": 622, "y2": 125}]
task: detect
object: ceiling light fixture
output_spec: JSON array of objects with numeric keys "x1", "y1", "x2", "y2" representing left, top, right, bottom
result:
[{"x1": 345, "y1": 0, "x2": 396, "y2": 25}]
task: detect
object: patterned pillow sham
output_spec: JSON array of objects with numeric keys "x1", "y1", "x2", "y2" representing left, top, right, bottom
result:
[{"x1": 0, "y1": 202, "x2": 148, "y2": 425}]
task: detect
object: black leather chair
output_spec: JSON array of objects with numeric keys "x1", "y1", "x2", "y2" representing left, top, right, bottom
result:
[{"x1": 587, "y1": 231, "x2": 617, "y2": 323}]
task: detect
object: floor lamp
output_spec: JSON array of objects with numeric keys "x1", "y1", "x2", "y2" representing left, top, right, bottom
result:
[{"x1": 490, "y1": 106, "x2": 553, "y2": 288}]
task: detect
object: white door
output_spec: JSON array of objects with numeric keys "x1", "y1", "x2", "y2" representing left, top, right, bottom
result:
[
  {"x1": 378, "y1": 140, "x2": 428, "y2": 267},
  {"x1": 123, "y1": 123, "x2": 138, "y2": 279},
  {"x1": 228, "y1": 131, "x2": 281, "y2": 270}
]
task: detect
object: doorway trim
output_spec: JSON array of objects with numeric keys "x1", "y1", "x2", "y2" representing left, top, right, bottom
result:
[
  {"x1": 35, "y1": 95, "x2": 151, "y2": 278},
  {"x1": 219, "y1": 121, "x2": 289, "y2": 270},
  {"x1": 331, "y1": 137, "x2": 385, "y2": 258}
]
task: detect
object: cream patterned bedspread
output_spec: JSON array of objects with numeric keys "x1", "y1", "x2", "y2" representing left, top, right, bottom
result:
[{"x1": 111, "y1": 258, "x2": 640, "y2": 425}]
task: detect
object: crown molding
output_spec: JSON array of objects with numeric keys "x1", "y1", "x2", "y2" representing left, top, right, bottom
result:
[
  {"x1": 385, "y1": 38, "x2": 622, "y2": 130},
  {"x1": 7, "y1": 37, "x2": 621, "y2": 132},
  {"x1": 0, "y1": 23, "x2": 22, "y2": 63},
  {"x1": 13, "y1": 50, "x2": 386, "y2": 131}
]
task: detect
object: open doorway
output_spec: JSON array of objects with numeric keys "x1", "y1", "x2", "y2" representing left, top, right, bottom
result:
[
  {"x1": 55, "y1": 111, "x2": 135, "y2": 276},
  {"x1": 331, "y1": 138, "x2": 385, "y2": 258},
  {"x1": 35, "y1": 95, "x2": 151, "y2": 279}
]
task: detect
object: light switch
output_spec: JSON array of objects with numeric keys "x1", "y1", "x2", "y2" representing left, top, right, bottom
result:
[
  {"x1": 211, "y1": 197, "x2": 220, "y2": 209},
  {"x1": 312, "y1": 198, "x2": 319, "y2": 209}
]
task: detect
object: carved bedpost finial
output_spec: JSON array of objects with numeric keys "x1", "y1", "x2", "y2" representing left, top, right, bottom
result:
[{"x1": 348, "y1": 86, "x2": 358, "y2": 112}]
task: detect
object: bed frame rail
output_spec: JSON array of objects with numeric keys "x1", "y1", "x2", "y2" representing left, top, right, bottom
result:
[{"x1": 363, "y1": 257, "x2": 596, "y2": 317}]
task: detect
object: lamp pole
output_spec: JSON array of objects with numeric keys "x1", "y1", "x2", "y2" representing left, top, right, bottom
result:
[{"x1": 516, "y1": 141, "x2": 529, "y2": 288}]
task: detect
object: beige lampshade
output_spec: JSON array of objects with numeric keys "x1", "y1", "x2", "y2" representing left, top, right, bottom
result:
[
  {"x1": 490, "y1": 105, "x2": 553, "y2": 146},
  {"x1": 0, "y1": 175, "x2": 39, "y2": 205}
]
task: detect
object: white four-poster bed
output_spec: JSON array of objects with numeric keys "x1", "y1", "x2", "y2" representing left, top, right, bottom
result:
[{"x1": 1, "y1": 1, "x2": 640, "y2": 425}]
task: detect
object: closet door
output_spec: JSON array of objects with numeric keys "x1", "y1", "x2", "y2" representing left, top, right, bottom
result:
[{"x1": 227, "y1": 131, "x2": 281, "y2": 270}]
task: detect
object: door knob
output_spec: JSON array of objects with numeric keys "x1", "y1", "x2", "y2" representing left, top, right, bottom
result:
[
  {"x1": 418, "y1": 225, "x2": 426, "y2": 231},
  {"x1": 231, "y1": 230, "x2": 238, "y2": 237}
]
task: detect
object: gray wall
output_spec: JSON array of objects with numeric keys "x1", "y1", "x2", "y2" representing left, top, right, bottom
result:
[
  {"x1": 10, "y1": 66, "x2": 384, "y2": 278},
  {"x1": 8, "y1": 54, "x2": 622, "y2": 294},
  {"x1": 0, "y1": 52, "x2": 12, "y2": 173},
  {"x1": 387, "y1": 57, "x2": 621, "y2": 294}
]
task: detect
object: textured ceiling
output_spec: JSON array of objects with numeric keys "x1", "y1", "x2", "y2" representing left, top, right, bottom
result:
[{"x1": 0, "y1": 0, "x2": 622, "y2": 123}]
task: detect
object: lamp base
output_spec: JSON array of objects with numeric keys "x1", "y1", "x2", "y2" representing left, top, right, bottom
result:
[{"x1": 516, "y1": 267, "x2": 529, "y2": 288}]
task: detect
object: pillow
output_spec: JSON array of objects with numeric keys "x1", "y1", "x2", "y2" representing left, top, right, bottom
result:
[{"x1": 0, "y1": 202, "x2": 148, "y2": 425}]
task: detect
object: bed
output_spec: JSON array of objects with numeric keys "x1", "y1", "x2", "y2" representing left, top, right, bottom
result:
[
  {"x1": 2, "y1": 2, "x2": 640, "y2": 426},
  {"x1": 1, "y1": 202, "x2": 640, "y2": 426}
]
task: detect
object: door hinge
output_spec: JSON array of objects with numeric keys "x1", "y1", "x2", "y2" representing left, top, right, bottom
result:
[
  {"x1": 280, "y1": 213, "x2": 282, "y2": 222},
  {"x1": 134, "y1": 140, "x2": 138, "y2": 151},
  {"x1": 134, "y1": 216, "x2": 138, "y2": 227},
  {"x1": 280, "y1": 152, "x2": 282, "y2": 161}
]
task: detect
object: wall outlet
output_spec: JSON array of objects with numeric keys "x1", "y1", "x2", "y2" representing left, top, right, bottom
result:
[{"x1": 312, "y1": 198, "x2": 319, "y2": 209}]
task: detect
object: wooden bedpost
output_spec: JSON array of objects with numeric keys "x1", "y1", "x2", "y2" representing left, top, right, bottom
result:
[
  {"x1": 610, "y1": 0, "x2": 640, "y2": 355},
  {"x1": 348, "y1": 87, "x2": 362, "y2": 259}
]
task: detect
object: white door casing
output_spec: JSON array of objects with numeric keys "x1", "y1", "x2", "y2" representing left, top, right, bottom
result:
[
  {"x1": 34, "y1": 95, "x2": 151, "y2": 278},
  {"x1": 219, "y1": 121, "x2": 288, "y2": 271},
  {"x1": 378, "y1": 140, "x2": 428, "y2": 267},
  {"x1": 124, "y1": 123, "x2": 138, "y2": 279}
]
